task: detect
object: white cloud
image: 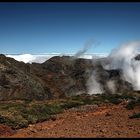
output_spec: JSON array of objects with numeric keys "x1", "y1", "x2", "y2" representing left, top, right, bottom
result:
[
  {"x1": 6, "y1": 53, "x2": 108, "y2": 64},
  {"x1": 103, "y1": 41, "x2": 140, "y2": 90}
]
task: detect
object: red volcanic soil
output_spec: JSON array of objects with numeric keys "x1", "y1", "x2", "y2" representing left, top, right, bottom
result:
[
  {"x1": 0, "y1": 124, "x2": 15, "y2": 137},
  {"x1": 1, "y1": 102, "x2": 139, "y2": 138}
]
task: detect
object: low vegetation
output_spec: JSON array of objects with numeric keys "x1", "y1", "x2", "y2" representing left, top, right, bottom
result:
[
  {"x1": 129, "y1": 113, "x2": 140, "y2": 119},
  {"x1": 0, "y1": 101, "x2": 63, "y2": 129},
  {"x1": 0, "y1": 92, "x2": 139, "y2": 129},
  {"x1": 126, "y1": 98, "x2": 140, "y2": 110}
]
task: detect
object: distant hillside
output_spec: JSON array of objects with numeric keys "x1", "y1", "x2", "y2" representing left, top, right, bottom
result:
[{"x1": 0, "y1": 54, "x2": 134, "y2": 101}]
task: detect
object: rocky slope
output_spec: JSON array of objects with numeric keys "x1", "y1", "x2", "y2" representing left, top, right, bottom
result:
[
  {"x1": 0, "y1": 54, "x2": 49, "y2": 100},
  {"x1": 0, "y1": 54, "x2": 134, "y2": 101}
]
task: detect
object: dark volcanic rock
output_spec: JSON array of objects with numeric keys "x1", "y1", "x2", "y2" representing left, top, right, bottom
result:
[{"x1": 135, "y1": 54, "x2": 140, "y2": 60}]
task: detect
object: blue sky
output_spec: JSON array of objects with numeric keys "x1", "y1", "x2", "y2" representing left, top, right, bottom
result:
[{"x1": 0, "y1": 2, "x2": 140, "y2": 54}]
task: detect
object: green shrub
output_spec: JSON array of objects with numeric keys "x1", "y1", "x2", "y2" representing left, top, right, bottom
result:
[
  {"x1": 60, "y1": 100, "x2": 84, "y2": 109},
  {"x1": 126, "y1": 100, "x2": 136, "y2": 110},
  {"x1": 129, "y1": 113, "x2": 140, "y2": 119},
  {"x1": 0, "y1": 112, "x2": 28, "y2": 129},
  {"x1": 120, "y1": 93, "x2": 135, "y2": 100},
  {"x1": 126, "y1": 98, "x2": 140, "y2": 110},
  {"x1": 27, "y1": 115, "x2": 38, "y2": 124}
]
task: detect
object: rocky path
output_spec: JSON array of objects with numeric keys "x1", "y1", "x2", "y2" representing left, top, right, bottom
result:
[{"x1": 2, "y1": 103, "x2": 140, "y2": 138}]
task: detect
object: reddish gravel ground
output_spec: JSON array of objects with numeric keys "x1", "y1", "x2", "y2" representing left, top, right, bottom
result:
[
  {"x1": 1, "y1": 102, "x2": 140, "y2": 138},
  {"x1": 0, "y1": 124, "x2": 15, "y2": 137}
]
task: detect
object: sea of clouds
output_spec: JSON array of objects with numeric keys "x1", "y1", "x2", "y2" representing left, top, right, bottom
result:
[{"x1": 6, "y1": 53, "x2": 108, "y2": 63}]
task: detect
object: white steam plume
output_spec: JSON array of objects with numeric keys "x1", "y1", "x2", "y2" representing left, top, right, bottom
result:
[
  {"x1": 74, "y1": 39, "x2": 100, "y2": 58},
  {"x1": 104, "y1": 41, "x2": 140, "y2": 91},
  {"x1": 106, "y1": 80, "x2": 116, "y2": 94},
  {"x1": 86, "y1": 71, "x2": 103, "y2": 95}
]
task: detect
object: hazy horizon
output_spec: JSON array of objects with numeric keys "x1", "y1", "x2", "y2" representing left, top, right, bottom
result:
[{"x1": 5, "y1": 52, "x2": 108, "y2": 63}]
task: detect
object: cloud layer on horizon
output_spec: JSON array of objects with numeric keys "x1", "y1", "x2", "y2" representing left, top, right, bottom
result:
[{"x1": 6, "y1": 53, "x2": 108, "y2": 63}]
